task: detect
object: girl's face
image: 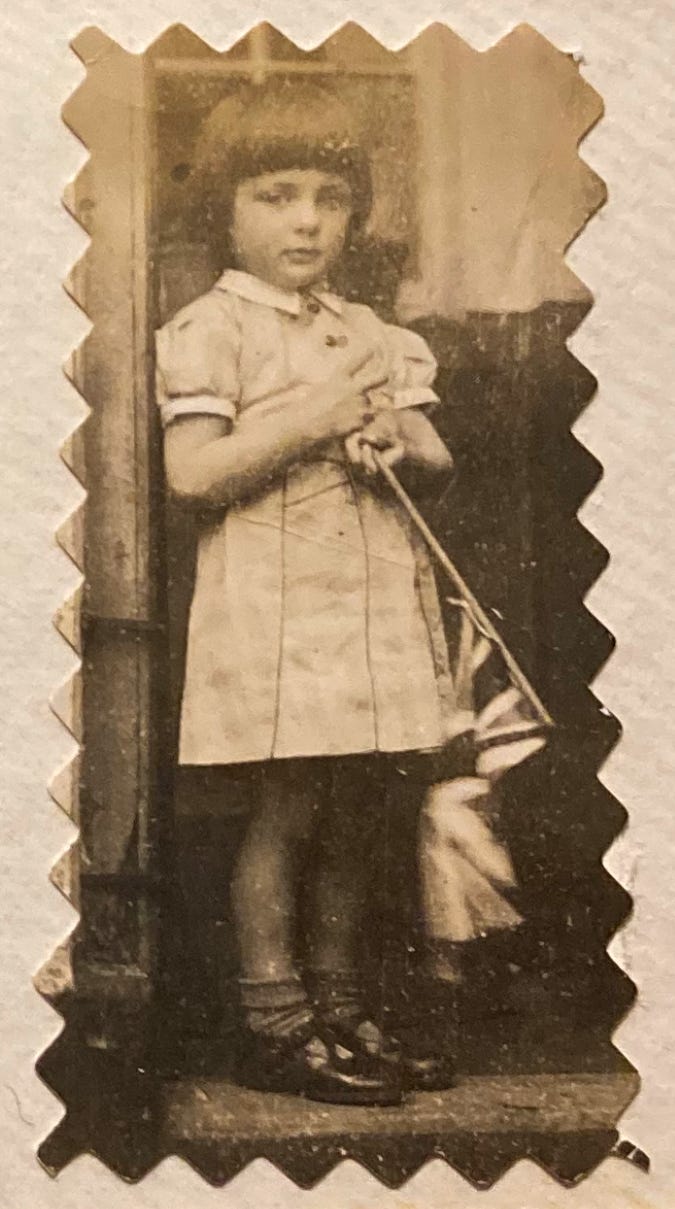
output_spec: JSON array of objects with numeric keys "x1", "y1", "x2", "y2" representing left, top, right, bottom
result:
[{"x1": 229, "y1": 168, "x2": 353, "y2": 292}]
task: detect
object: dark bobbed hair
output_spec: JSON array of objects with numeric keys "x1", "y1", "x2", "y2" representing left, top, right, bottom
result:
[{"x1": 194, "y1": 77, "x2": 373, "y2": 257}]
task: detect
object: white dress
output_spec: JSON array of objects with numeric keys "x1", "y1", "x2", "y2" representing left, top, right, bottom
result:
[{"x1": 156, "y1": 269, "x2": 456, "y2": 765}]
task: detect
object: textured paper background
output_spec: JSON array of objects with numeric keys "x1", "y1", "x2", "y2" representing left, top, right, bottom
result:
[{"x1": 0, "y1": 1, "x2": 673, "y2": 1205}]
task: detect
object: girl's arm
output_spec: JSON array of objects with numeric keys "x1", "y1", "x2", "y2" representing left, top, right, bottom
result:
[
  {"x1": 394, "y1": 408, "x2": 452, "y2": 472},
  {"x1": 164, "y1": 350, "x2": 387, "y2": 508},
  {"x1": 348, "y1": 407, "x2": 452, "y2": 476},
  {"x1": 164, "y1": 411, "x2": 315, "y2": 509}
]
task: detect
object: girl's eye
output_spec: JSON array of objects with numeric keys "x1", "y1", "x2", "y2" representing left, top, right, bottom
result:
[
  {"x1": 256, "y1": 191, "x2": 288, "y2": 206},
  {"x1": 321, "y1": 192, "x2": 350, "y2": 211}
]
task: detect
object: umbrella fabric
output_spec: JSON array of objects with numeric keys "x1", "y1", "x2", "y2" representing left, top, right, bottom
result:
[{"x1": 418, "y1": 606, "x2": 547, "y2": 945}]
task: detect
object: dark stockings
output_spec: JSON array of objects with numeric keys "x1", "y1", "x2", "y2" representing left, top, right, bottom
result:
[{"x1": 230, "y1": 757, "x2": 387, "y2": 1034}]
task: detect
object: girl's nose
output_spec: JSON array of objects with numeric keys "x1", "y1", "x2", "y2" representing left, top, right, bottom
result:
[{"x1": 292, "y1": 202, "x2": 321, "y2": 234}]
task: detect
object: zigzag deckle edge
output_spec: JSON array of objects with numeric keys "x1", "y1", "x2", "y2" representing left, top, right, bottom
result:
[
  {"x1": 32, "y1": 38, "x2": 91, "y2": 1131},
  {"x1": 38, "y1": 22, "x2": 637, "y2": 1188}
]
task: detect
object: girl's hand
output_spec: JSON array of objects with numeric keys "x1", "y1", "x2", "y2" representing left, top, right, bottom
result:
[
  {"x1": 345, "y1": 410, "x2": 405, "y2": 476},
  {"x1": 302, "y1": 347, "x2": 389, "y2": 444}
]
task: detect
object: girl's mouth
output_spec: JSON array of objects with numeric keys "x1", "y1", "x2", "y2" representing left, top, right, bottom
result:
[{"x1": 284, "y1": 248, "x2": 322, "y2": 264}]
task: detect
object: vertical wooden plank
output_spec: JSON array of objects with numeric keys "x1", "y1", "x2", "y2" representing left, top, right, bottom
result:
[
  {"x1": 248, "y1": 23, "x2": 271, "y2": 82},
  {"x1": 79, "y1": 49, "x2": 153, "y2": 623},
  {"x1": 71, "y1": 43, "x2": 162, "y2": 999}
]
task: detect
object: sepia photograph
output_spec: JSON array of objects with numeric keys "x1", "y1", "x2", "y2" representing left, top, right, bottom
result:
[{"x1": 38, "y1": 22, "x2": 638, "y2": 1187}]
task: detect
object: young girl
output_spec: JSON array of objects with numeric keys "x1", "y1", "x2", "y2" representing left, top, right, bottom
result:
[{"x1": 156, "y1": 79, "x2": 537, "y2": 1105}]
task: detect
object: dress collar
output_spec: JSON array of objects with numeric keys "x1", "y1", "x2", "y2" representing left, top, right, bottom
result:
[{"x1": 215, "y1": 268, "x2": 343, "y2": 316}]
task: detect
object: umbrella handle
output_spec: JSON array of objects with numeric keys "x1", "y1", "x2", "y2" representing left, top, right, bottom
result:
[{"x1": 372, "y1": 450, "x2": 554, "y2": 727}]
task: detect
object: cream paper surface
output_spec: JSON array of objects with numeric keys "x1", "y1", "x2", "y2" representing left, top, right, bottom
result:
[{"x1": 0, "y1": 1, "x2": 673, "y2": 1205}]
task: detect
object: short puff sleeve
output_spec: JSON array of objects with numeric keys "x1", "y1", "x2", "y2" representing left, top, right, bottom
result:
[
  {"x1": 155, "y1": 297, "x2": 241, "y2": 428},
  {"x1": 383, "y1": 324, "x2": 440, "y2": 412}
]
